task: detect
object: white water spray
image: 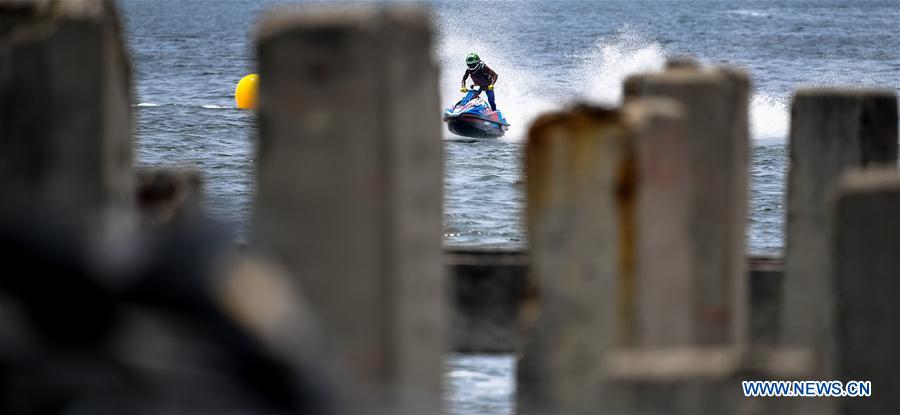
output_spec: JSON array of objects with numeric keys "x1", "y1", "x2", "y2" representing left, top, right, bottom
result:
[
  {"x1": 750, "y1": 93, "x2": 790, "y2": 142},
  {"x1": 436, "y1": 21, "x2": 789, "y2": 142},
  {"x1": 573, "y1": 26, "x2": 668, "y2": 105}
]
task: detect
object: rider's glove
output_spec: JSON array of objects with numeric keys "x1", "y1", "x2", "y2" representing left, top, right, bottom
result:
[
  {"x1": 487, "y1": 84, "x2": 494, "y2": 91},
  {"x1": 460, "y1": 86, "x2": 467, "y2": 93}
]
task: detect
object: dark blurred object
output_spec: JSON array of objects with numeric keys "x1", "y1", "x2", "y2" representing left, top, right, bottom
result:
[
  {"x1": 446, "y1": 248, "x2": 526, "y2": 353},
  {"x1": 747, "y1": 256, "x2": 782, "y2": 346},
  {"x1": 136, "y1": 168, "x2": 204, "y2": 228},
  {"x1": 0, "y1": 207, "x2": 338, "y2": 415}
]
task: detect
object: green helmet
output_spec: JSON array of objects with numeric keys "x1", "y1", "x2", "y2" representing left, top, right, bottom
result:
[{"x1": 466, "y1": 53, "x2": 482, "y2": 70}]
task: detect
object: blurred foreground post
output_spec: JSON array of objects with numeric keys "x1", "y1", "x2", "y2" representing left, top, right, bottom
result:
[
  {"x1": 253, "y1": 5, "x2": 443, "y2": 412},
  {"x1": 624, "y1": 63, "x2": 751, "y2": 346},
  {"x1": 518, "y1": 100, "x2": 699, "y2": 413},
  {"x1": 0, "y1": 0, "x2": 133, "y2": 223},
  {"x1": 833, "y1": 168, "x2": 900, "y2": 414},
  {"x1": 518, "y1": 105, "x2": 631, "y2": 413},
  {"x1": 627, "y1": 100, "x2": 693, "y2": 348},
  {"x1": 782, "y1": 89, "x2": 898, "y2": 369}
]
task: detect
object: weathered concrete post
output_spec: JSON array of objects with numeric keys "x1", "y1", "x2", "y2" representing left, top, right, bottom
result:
[
  {"x1": 627, "y1": 100, "x2": 694, "y2": 349},
  {"x1": 253, "y1": 5, "x2": 443, "y2": 412},
  {"x1": 624, "y1": 63, "x2": 751, "y2": 347},
  {"x1": 518, "y1": 104, "x2": 632, "y2": 414},
  {"x1": 517, "y1": 100, "x2": 693, "y2": 413},
  {"x1": 781, "y1": 89, "x2": 897, "y2": 372},
  {"x1": 0, "y1": 0, "x2": 133, "y2": 222},
  {"x1": 833, "y1": 168, "x2": 900, "y2": 415}
]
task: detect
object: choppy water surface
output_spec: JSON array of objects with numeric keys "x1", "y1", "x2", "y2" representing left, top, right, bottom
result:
[
  {"x1": 445, "y1": 354, "x2": 516, "y2": 414},
  {"x1": 121, "y1": 1, "x2": 898, "y2": 413}
]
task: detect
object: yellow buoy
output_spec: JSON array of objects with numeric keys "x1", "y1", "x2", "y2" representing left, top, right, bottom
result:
[{"x1": 235, "y1": 74, "x2": 258, "y2": 109}]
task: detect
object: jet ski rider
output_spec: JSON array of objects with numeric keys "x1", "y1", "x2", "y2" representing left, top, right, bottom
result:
[{"x1": 460, "y1": 52, "x2": 499, "y2": 111}]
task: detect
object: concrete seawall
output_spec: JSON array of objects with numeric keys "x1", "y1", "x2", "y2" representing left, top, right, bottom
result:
[{"x1": 446, "y1": 248, "x2": 783, "y2": 353}]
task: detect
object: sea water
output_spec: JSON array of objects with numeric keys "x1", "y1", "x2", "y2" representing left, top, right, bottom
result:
[{"x1": 121, "y1": 1, "x2": 899, "y2": 413}]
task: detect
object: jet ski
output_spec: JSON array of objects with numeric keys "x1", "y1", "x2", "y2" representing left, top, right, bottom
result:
[{"x1": 443, "y1": 85, "x2": 510, "y2": 139}]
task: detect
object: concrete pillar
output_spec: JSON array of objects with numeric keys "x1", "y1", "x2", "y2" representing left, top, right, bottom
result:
[
  {"x1": 624, "y1": 63, "x2": 751, "y2": 347},
  {"x1": 0, "y1": 0, "x2": 133, "y2": 223},
  {"x1": 518, "y1": 104, "x2": 629, "y2": 414},
  {"x1": 781, "y1": 89, "x2": 897, "y2": 370},
  {"x1": 833, "y1": 168, "x2": 900, "y2": 414},
  {"x1": 252, "y1": 5, "x2": 443, "y2": 412},
  {"x1": 517, "y1": 100, "x2": 692, "y2": 413},
  {"x1": 628, "y1": 99, "x2": 693, "y2": 349}
]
